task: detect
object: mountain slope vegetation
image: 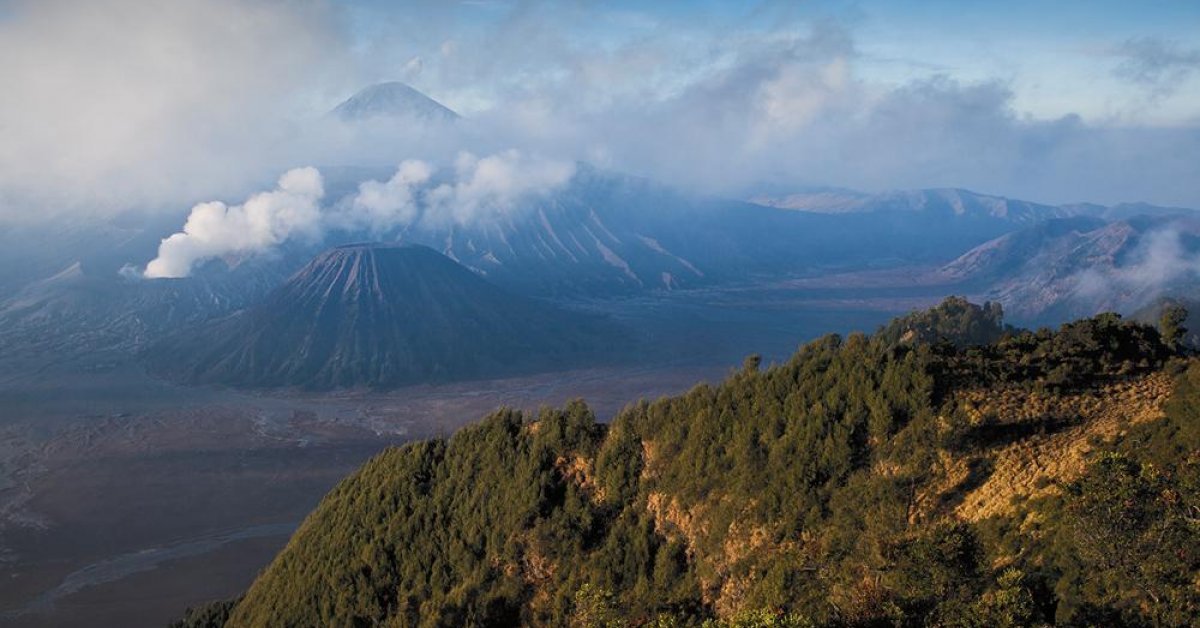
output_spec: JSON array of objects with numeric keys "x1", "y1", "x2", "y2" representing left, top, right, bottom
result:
[{"x1": 181, "y1": 298, "x2": 1200, "y2": 627}]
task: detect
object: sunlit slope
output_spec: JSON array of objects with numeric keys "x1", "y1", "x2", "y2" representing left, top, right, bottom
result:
[{"x1": 212, "y1": 299, "x2": 1199, "y2": 627}]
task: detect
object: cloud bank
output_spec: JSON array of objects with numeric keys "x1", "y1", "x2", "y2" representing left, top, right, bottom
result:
[
  {"x1": 346, "y1": 11, "x2": 1200, "y2": 208},
  {"x1": 1113, "y1": 37, "x2": 1200, "y2": 98},
  {"x1": 2, "y1": 0, "x2": 1199, "y2": 226},
  {"x1": 0, "y1": 0, "x2": 342, "y2": 217}
]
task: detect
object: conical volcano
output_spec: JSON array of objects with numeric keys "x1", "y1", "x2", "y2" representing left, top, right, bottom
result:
[
  {"x1": 331, "y1": 82, "x2": 459, "y2": 123},
  {"x1": 149, "y1": 243, "x2": 616, "y2": 389}
]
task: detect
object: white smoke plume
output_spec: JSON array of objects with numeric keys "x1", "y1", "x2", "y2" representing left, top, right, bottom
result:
[
  {"x1": 332, "y1": 151, "x2": 574, "y2": 231},
  {"x1": 144, "y1": 168, "x2": 325, "y2": 279},
  {"x1": 424, "y1": 151, "x2": 576, "y2": 226},
  {"x1": 332, "y1": 160, "x2": 434, "y2": 234},
  {"x1": 142, "y1": 151, "x2": 575, "y2": 278}
]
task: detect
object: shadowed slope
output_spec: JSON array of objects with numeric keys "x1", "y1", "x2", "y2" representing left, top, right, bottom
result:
[{"x1": 149, "y1": 244, "x2": 618, "y2": 389}]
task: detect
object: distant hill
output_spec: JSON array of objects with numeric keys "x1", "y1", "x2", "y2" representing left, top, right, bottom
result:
[
  {"x1": 1062, "y1": 201, "x2": 1196, "y2": 222},
  {"x1": 0, "y1": 256, "x2": 286, "y2": 365},
  {"x1": 939, "y1": 215, "x2": 1110, "y2": 287},
  {"x1": 755, "y1": 187, "x2": 1194, "y2": 224},
  {"x1": 371, "y1": 170, "x2": 1113, "y2": 297},
  {"x1": 146, "y1": 243, "x2": 619, "y2": 389},
  {"x1": 754, "y1": 187, "x2": 1082, "y2": 224},
  {"x1": 941, "y1": 214, "x2": 1200, "y2": 322},
  {"x1": 180, "y1": 299, "x2": 1200, "y2": 627},
  {"x1": 330, "y1": 82, "x2": 459, "y2": 123}
]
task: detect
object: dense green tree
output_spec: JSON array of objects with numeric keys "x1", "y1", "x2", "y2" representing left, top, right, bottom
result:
[
  {"x1": 169, "y1": 598, "x2": 241, "y2": 628},
  {"x1": 1054, "y1": 453, "x2": 1200, "y2": 626},
  {"x1": 875, "y1": 296, "x2": 1008, "y2": 349},
  {"x1": 1161, "y1": 304, "x2": 1189, "y2": 352},
  {"x1": 189, "y1": 299, "x2": 1199, "y2": 628},
  {"x1": 957, "y1": 569, "x2": 1043, "y2": 628}
]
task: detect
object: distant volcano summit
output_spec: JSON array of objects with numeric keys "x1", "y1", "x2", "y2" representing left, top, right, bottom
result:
[
  {"x1": 149, "y1": 244, "x2": 616, "y2": 389},
  {"x1": 330, "y1": 82, "x2": 460, "y2": 123}
]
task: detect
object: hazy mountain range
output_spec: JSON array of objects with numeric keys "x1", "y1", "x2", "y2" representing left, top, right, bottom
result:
[
  {"x1": 938, "y1": 213, "x2": 1200, "y2": 322},
  {"x1": 1, "y1": 84, "x2": 1197, "y2": 388}
]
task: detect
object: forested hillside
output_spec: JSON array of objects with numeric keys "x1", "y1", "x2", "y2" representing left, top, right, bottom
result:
[{"x1": 176, "y1": 298, "x2": 1200, "y2": 627}]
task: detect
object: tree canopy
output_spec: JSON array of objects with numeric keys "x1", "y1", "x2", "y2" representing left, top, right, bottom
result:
[{"x1": 181, "y1": 299, "x2": 1200, "y2": 627}]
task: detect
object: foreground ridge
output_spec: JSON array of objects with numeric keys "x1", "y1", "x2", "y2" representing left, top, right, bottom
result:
[{"x1": 176, "y1": 299, "x2": 1200, "y2": 627}]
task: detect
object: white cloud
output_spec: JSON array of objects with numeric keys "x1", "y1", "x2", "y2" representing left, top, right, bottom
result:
[
  {"x1": 0, "y1": 0, "x2": 343, "y2": 217},
  {"x1": 1113, "y1": 37, "x2": 1200, "y2": 97},
  {"x1": 1115, "y1": 229, "x2": 1197, "y2": 288},
  {"x1": 1072, "y1": 225, "x2": 1200, "y2": 309},
  {"x1": 346, "y1": 5, "x2": 1200, "y2": 207},
  {"x1": 3, "y1": 0, "x2": 1199, "y2": 228}
]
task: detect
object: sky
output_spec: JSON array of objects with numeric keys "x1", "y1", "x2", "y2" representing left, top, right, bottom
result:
[
  {"x1": 0, "y1": 0, "x2": 1198, "y2": 221},
  {"x1": 342, "y1": 0, "x2": 1200, "y2": 124}
]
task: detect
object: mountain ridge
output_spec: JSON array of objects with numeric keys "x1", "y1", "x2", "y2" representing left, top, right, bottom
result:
[
  {"x1": 752, "y1": 186, "x2": 1194, "y2": 223},
  {"x1": 941, "y1": 213, "x2": 1200, "y2": 322},
  {"x1": 176, "y1": 299, "x2": 1200, "y2": 627},
  {"x1": 6, "y1": 170, "x2": 1197, "y2": 366}
]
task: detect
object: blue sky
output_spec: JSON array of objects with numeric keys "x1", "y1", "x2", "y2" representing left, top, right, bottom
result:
[
  {"x1": 338, "y1": 0, "x2": 1200, "y2": 126},
  {"x1": 855, "y1": 0, "x2": 1200, "y2": 124}
]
